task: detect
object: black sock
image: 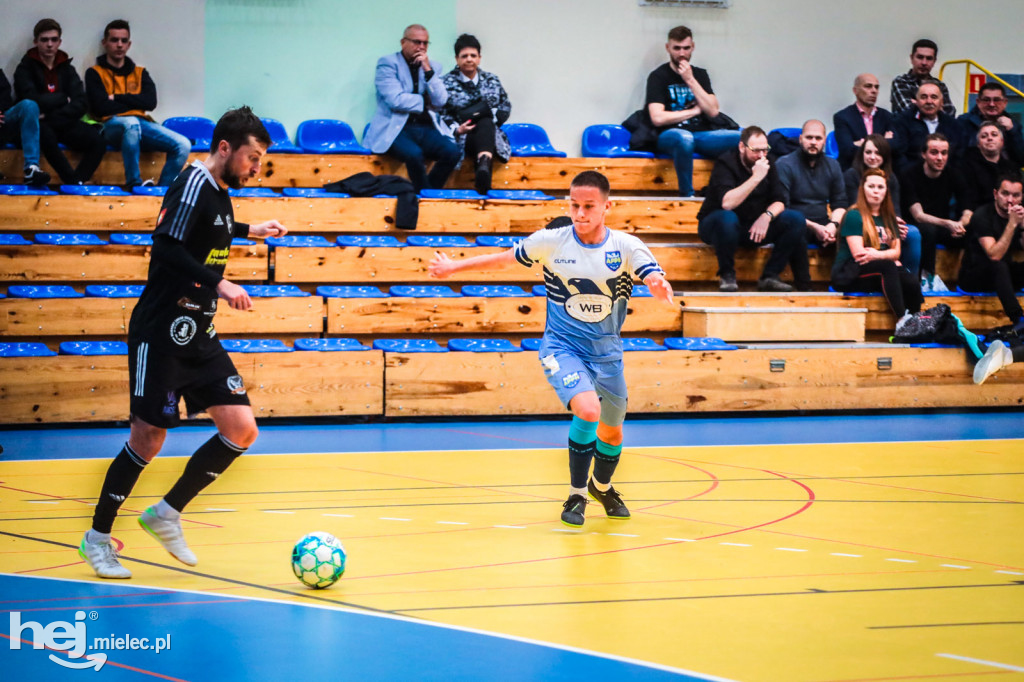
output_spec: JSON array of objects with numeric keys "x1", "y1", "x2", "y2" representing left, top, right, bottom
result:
[
  {"x1": 91, "y1": 443, "x2": 148, "y2": 534},
  {"x1": 592, "y1": 439, "x2": 623, "y2": 485},
  {"x1": 568, "y1": 438, "x2": 595, "y2": 489},
  {"x1": 163, "y1": 434, "x2": 245, "y2": 512}
]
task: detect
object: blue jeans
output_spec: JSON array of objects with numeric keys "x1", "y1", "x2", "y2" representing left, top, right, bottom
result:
[
  {"x1": 2, "y1": 99, "x2": 43, "y2": 168},
  {"x1": 901, "y1": 223, "x2": 922, "y2": 277},
  {"x1": 656, "y1": 128, "x2": 742, "y2": 197},
  {"x1": 698, "y1": 208, "x2": 806, "y2": 280},
  {"x1": 102, "y1": 117, "x2": 192, "y2": 186},
  {"x1": 387, "y1": 122, "x2": 461, "y2": 191}
]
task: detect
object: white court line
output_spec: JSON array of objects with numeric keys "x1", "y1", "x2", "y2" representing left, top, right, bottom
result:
[
  {"x1": 606, "y1": 533, "x2": 639, "y2": 538},
  {"x1": 720, "y1": 542, "x2": 751, "y2": 547},
  {"x1": 551, "y1": 528, "x2": 582, "y2": 533},
  {"x1": 776, "y1": 547, "x2": 807, "y2": 552},
  {"x1": 995, "y1": 570, "x2": 1024, "y2": 576},
  {"x1": 936, "y1": 653, "x2": 1024, "y2": 673},
  {"x1": 831, "y1": 553, "x2": 861, "y2": 557},
  {"x1": 941, "y1": 564, "x2": 971, "y2": 570},
  {"x1": 323, "y1": 513, "x2": 353, "y2": 518},
  {"x1": 379, "y1": 517, "x2": 411, "y2": 522},
  {"x1": 494, "y1": 525, "x2": 526, "y2": 529},
  {"x1": 665, "y1": 537, "x2": 695, "y2": 542},
  {"x1": 885, "y1": 558, "x2": 916, "y2": 563},
  {"x1": 436, "y1": 521, "x2": 468, "y2": 525},
  {"x1": 263, "y1": 510, "x2": 295, "y2": 514}
]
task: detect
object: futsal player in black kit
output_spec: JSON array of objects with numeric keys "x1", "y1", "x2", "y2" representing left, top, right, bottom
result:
[{"x1": 80, "y1": 107, "x2": 287, "y2": 579}]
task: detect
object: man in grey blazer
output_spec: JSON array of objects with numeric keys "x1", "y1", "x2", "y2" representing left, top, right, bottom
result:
[{"x1": 363, "y1": 24, "x2": 460, "y2": 191}]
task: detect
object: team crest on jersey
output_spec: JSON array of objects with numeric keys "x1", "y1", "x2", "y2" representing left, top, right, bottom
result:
[
  {"x1": 226, "y1": 375, "x2": 246, "y2": 395},
  {"x1": 170, "y1": 316, "x2": 197, "y2": 346},
  {"x1": 604, "y1": 251, "x2": 622, "y2": 272},
  {"x1": 561, "y1": 372, "x2": 581, "y2": 389}
]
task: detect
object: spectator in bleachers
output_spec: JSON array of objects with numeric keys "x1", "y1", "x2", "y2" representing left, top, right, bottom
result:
[
  {"x1": 439, "y1": 34, "x2": 511, "y2": 195},
  {"x1": 894, "y1": 81, "x2": 962, "y2": 173},
  {"x1": 832, "y1": 169, "x2": 923, "y2": 331},
  {"x1": 844, "y1": 134, "x2": 922, "y2": 278},
  {"x1": 900, "y1": 133, "x2": 971, "y2": 292},
  {"x1": 890, "y1": 39, "x2": 956, "y2": 116},
  {"x1": 958, "y1": 172, "x2": 1024, "y2": 331},
  {"x1": 364, "y1": 24, "x2": 460, "y2": 192},
  {"x1": 0, "y1": 68, "x2": 50, "y2": 185},
  {"x1": 962, "y1": 122, "x2": 1020, "y2": 211},
  {"x1": 696, "y1": 126, "x2": 805, "y2": 292},
  {"x1": 85, "y1": 19, "x2": 191, "y2": 188},
  {"x1": 833, "y1": 73, "x2": 897, "y2": 170},
  {"x1": 776, "y1": 120, "x2": 849, "y2": 289},
  {"x1": 957, "y1": 82, "x2": 1024, "y2": 166},
  {"x1": 13, "y1": 18, "x2": 107, "y2": 185},
  {"x1": 645, "y1": 25, "x2": 740, "y2": 198}
]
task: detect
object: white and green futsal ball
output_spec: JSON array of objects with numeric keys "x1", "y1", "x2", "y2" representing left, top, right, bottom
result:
[{"x1": 291, "y1": 532, "x2": 346, "y2": 589}]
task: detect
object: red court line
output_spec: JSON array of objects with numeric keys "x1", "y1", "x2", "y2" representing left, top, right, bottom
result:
[
  {"x1": 634, "y1": 455, "x2": 720, "y2": 511},
  {"x1": 0, "y1": 633, "x2": 188, "y2": 681},
  {"x1": 697, "y1": 468, "x2": 816, "y2": 541},
  {"x1": 16, "y1": 561, "x2": 84, "y2": 574}
]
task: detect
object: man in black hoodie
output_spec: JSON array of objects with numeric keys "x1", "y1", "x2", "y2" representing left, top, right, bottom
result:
[
  {"x1": 0, "y1": 68, "x2": 50, "y2": 185},
  {"x1": 85, "y1": 19, "x2": 191, "y2": 187},
  {"x1": 14, "y1": 18, "x2": 107, "y2": 184}
]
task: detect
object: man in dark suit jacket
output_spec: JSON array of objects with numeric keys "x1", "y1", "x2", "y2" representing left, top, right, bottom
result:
[
  {"x1": 893, "y1": 81, "x2": 962, "y2": 174},
  {"x1": 832, "y1": 73, "x2": 897, "y2": 170}
]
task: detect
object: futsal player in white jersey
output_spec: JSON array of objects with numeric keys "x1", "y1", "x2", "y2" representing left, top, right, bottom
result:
[{"x1": 429, "y1": 171, "x2": 674, "y2": 526}]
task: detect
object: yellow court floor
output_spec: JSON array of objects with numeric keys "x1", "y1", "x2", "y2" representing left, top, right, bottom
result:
[{"x1": 2, "y1": 438, "x2": 1023, "y2": 681}]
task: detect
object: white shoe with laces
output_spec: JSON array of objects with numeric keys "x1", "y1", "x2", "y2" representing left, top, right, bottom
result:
[
  {"x1": 79, "y1": 532, "x2": 132, "y2": 579},
  {"x1": 973, "y1": 340, "x2": 1013, "y2": 385},
  {"x1": 139, "y1": 506, "x2": 197, "y2": 566}
]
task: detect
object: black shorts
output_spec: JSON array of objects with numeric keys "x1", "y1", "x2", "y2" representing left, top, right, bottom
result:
[{"x1": 129, "y1": 341, "x2": 250, "y2": 429}]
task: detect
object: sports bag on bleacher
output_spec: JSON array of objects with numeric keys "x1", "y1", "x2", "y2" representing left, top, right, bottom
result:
[{"x1": 892, "y1": 303, "x2": 961, "y2": 344}]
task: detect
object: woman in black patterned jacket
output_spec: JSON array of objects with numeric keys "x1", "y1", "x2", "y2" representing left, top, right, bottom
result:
[{"x1": 440, "y1": 34, "x2": 512, "y2": 194}]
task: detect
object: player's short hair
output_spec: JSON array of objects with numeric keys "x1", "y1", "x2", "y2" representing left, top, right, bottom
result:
[
  {"x1": 211, "y1": 106, "x2": 272, "y2": 151},
  {"x1": 104, "y1": 19, "x2": 130, "y2": 39},
  {"x1": 912, "y1": 38, "x2": 938, "y2": 55},
  {"x1": 978, "y1": 121, "x2": 1004, "y2": 138},
  {"x1": 924, "y1": 132, "x2": 949, "y2": 147},
  {"x1": 916, "y1": 79, "x2": 942, "y2": 98},
  {"x1": 454, "y1": 33, "x2": 480, "y2": 56},
  {"x1": 740, "y1": 126, "x2": 767, "y2": 145},
  {"x1": 667, "y1": 25, "x2": 692, "y2": 42},
  {"x1": 995, "y1": 171, "x2": 1023, "y2": 191},
  {"x1": 34, "y1": 18, "x2": 61, "y2": 39},
  {"x1": 979, "y1": 82, "x2": 1006, "y2": 97},
  {"x1": 570, "y1": 170, "x2": 610, "y2": 197}
]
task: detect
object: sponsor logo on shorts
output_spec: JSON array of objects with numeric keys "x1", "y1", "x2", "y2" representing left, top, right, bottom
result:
[
  {"x1": 226, "y1": 375, "x2": 246, "y2": 395},
  {"x1": 169, "y1": 316, "x2": 197, "y2": 346},
  {"x1": 177, "y1": 297, "x2": 201, "y2": 311},
  {"x1": 562, "y1": 372, "x2": 581, "y2": 388},
  {"x1": 605, "y1": 250, "x2": 622, "y2": 271},
  {"x1": 163, "y1": 391, "x2": 177, "y2": 416},
  {"x1": 107, "y1": 493, "x2": 125, "y2": 502}
]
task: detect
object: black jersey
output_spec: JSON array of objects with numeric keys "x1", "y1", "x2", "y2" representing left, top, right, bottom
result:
[{"x1": 129, "y1": 161, "x2": 249, "y2": 356}]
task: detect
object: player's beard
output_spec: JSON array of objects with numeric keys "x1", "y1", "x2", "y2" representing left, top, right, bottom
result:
[{"x1": 222, "y1": 166, "x2": 245, "y2": 190}]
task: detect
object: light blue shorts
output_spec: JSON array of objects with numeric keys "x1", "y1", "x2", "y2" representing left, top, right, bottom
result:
[{"x1": 539, "y1": 350, "x2": 628, "y2": 427}]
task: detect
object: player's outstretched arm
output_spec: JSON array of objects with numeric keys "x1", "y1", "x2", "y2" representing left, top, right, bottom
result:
[
  {"x1": 643, "y1": 272, "x2": 675, "y2": 305},
  {"x1": 428, "y1": 249, "x2": 516, "y2": 279},
  {"x1": 249, "y1": 220, "x2": 288, "y2": 238}
]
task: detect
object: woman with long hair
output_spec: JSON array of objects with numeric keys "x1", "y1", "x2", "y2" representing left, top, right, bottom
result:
[
  {"x1": 832, "y1": 169, "x2": 923, "y2": 331},
  {"x1": 843, "y1": 134, "x2": 921, "y2": 277}
]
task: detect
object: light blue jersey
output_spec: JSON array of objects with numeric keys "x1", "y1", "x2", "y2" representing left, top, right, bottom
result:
[{"x1": 514, "y1": 225, "x2": 664, "y2": 363}]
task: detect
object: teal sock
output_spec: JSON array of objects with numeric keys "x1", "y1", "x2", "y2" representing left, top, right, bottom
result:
[
  {"x1": 593, "y1": 438, "x2": 623, "y2": 486},
  {"x1": 567, "y1": 416, "x2": 598, "y2": 489}
]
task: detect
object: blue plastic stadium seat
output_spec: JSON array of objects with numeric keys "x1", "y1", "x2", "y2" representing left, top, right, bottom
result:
[
  {"x1": 336, "y1": 235, "x2": 403, "y2": 248},
  {"x1": 282, "y1": 187, "x2": 351, "y2": 198},
  {"x1": 372, "y1": 339, "x2": 447, "y2": 353},
  {"x1": 162, "y1": 116, "x2": 215, "y2": 151},
  {"x1": 448, "y1": 338, "x2": 523, "y2": 353},
  {"x1": 475, "y1": 235, "x2": 523, "y2": 248},
  {"x1": 501, "y1": 123, "x2": 568, "y2": 157},
  {"x1": 956, "y1": 286, "x2": 1000, "y2": 296},
  {"x1": 631, "y1": 285, "x2": 652, "y2": 297},
  {"x1": 131, "y1": 185, "x2": 168, "y2": 196},
  {"x1": 909, "y1": 342, "x2": 961, "y2": 349},
  {"x1": 532, "y1": 284, "x2": 547, "y2": 296},
  {"x1": 242, "y1": 285, "x2": 311, "y2": 297},
  {"x1": 663, "y1": 337, "x2": 738, "y2": 351},
  {"x1": 621, "y1": 337, "x2": 666, "y2": 351},
  {"x1": 232, "y1": 238, "x2": 256, "y2": 246},
  {"x1": 294, "y1": 338, "x2": 370, "y2": 351},
  {"x1": 296, "y1": 119, "x2": 371, "y2": 154},
  {"x1": 221, "y1": 339, "x2": 294, "y2": 353},
  {"x1": 265, "y1": 235, "x2": 333, "y2": 247},
  {"x1": 0, "y1": 234, "x2": 32, "y2": 245},
  {"x1": 34, "y1": 233, "x2": 108, "y2": 245},
  {"x1": 109, "y1": 233, "x2": 154, "y2": 246},
  {"x1": 228, "y1": 187, "x2": 280, "y2": 198},
  {"x1": 261, "y1": 118, "x2": 303, "y2": 154},
  {"x1": 8, "y1": 285, "x2": 83, "y2": 298},
  {"x1": 317, "y1": 285, "x2": 389, "y2": 298},
  {"x1": 419, "y1": 189, "x2": 487, "y2": 200},
  {"x1": 520, "y1": 338, "x2": 542, "y2": 351},
  {"x1": 770, "y1": 127, "x2": 802, "y2": 139},
  {"x1": 86, "y1": 284, "x2": 145, "y2": 298},
  {"x1": 59, "y1": 341, "x2": 129, "y2": 356},
  {"x1": 485, "y1": 189, "x2": 556, "y2": 201},
  {"x1": 825, "y1": 131, "x2": 838, "y2": 159},
  {"x1": 60, "y1": 185, "x2": 130, "y2": 196},
  {"x1": 0, "y1": 185, "x2": 57, "y2": 196},
  {"x1": 582, "y1": 124, "x2": 654, "y2": 158},
  {"x1": 389, "y1": 285, "x2": 460, "y2": 298},
  {"x1": 406, "y1": 235, "x2": 473, "y2": 248},
  {"x1": 460, "y1": 285, "x2": 531, "y2": 297},
  {"x1": 0, "y1": 342, "x2": 57, "y2": 357},
  {"x1": 828, "y1": 286, "x2": 881, "y2": 297}
]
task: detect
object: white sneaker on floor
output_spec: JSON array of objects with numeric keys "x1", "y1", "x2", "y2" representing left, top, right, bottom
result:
[
  {"x1": 973, "y1": 340, "x2": 1013, "y2": 385},
  {"x1": 79, "y1": 533, "x2": 132, "y2": 579},
  {"x1": 139, "y1": 507, "x2": 197, "y2": 566}
]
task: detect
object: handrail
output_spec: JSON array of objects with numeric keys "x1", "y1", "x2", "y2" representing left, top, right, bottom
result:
[{"x1": 939, "y1": 59, "x2": 1024, "y2": 113}]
